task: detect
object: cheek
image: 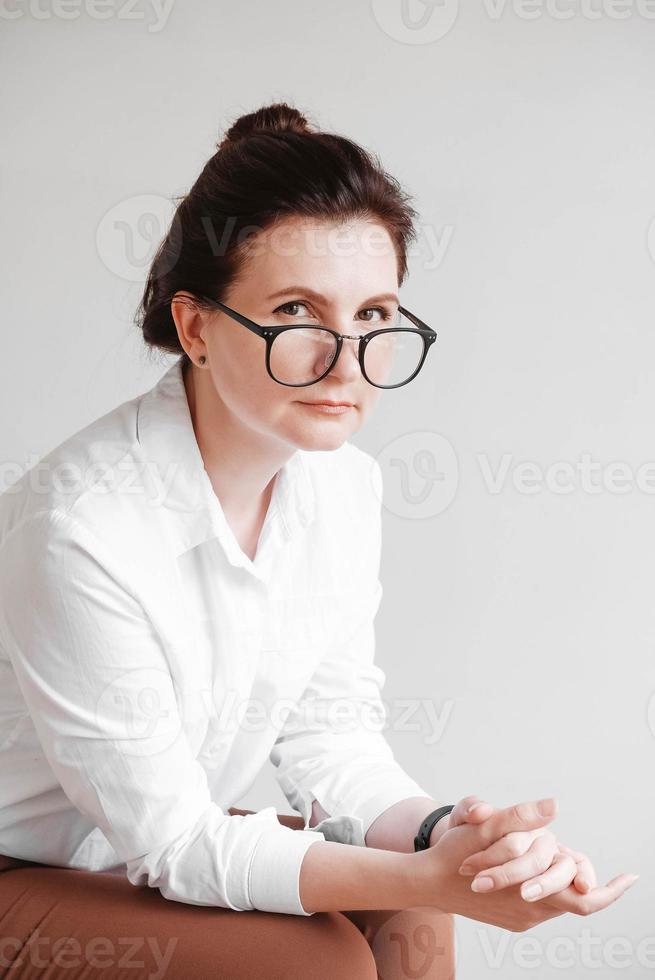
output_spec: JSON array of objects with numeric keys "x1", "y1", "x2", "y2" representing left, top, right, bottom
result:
[
  {"x1": 358, "y1": 388, "x2": 380, "y2": 418},
  {"x1": 208, "y1": 330, "x2": 271, "y2": 397},
  {"x1": 219, "y1": 370, "x2": 280, "y2": 414},
  {"x1": 210, "y1": 352, "x2": 296, "y2": 426}
]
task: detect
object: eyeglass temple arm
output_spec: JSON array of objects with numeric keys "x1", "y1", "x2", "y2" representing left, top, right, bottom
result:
[
  {"x1": 196, "y1": 295, "x2": 435, "y2": 342},
  {"x1": 398, "y1": 305, "x2": 436, "y2": 338},
  {"x1": 195, "y1": 295, "x2": 265, "y2": 337}
]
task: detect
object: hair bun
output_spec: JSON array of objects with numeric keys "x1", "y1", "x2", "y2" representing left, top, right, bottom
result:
[{"x1": 219, "y1": 102, "x2": 312, "y2": 148}]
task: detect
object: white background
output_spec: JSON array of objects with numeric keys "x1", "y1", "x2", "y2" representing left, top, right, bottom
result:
[{"x1": 2, "y1": 1, "x2": 654, "y2": 975}]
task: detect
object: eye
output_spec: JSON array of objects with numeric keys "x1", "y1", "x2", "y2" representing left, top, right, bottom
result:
[
  {"x1": 272, "y1": 301, "x2": 397, "y2": 329},
  {"x1": 358, "y1": 306, "x2": 396, "y2": 324},
  {"x1": 273, "y1": 301, "x2": 316, "y2": 320}
]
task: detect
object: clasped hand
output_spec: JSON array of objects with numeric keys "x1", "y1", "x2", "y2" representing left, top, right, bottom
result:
[{"x1": 416, "y1": 795, "x2": 638, "y2": 932}]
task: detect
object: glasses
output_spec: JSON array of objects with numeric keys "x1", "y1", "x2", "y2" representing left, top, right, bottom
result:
[{"x1": 194, "y1": 294, "x2": 438, "y2": 389}]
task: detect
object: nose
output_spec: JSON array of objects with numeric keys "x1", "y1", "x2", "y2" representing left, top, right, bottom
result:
[{"x1": 328, "y1": 335, "x2": 362, "y2": 384}]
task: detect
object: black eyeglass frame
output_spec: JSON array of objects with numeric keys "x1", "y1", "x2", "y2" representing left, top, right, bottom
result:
[{"x1": 193, "y1": 294, "x2": 438, "y2": 389}]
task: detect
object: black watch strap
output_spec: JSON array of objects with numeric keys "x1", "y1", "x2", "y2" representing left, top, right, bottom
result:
[{"x1": 413, "y1": 804, "x2": 455, "y2": 852}]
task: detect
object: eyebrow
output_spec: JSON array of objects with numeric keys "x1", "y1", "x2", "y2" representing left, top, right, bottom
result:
[{"x1": 266, "y1": 286, "x2": 399, "y2": 306}]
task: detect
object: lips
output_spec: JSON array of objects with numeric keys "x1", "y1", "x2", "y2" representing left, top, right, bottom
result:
[{"x1": 301, "y1": 401, "x2": 354, "y2": 407}]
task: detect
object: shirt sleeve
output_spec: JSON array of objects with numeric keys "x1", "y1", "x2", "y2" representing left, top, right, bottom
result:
[
  {"x1": 0, "y1": 509, "x2": 326, "y2": 915},
  {"x1": 269, "y1": 458, "x2": 434, "y2": 848}
]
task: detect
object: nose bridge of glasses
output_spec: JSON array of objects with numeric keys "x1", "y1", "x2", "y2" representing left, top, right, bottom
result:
[
  {"x1": 281, "y1": 326, "x2": 367, "y2": 349},
  {"x1": 308, "y1": 327, "x2": 363, "y2": 376}
]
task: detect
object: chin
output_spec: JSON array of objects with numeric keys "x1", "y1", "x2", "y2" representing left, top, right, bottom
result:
[{"x1": 288, "y1": 422, "x2": 356, "y2": 453}]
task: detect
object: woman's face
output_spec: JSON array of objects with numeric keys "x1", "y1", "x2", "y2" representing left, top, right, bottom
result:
[{"x1": 192, "y1": 215, "x2": 401, "y2": 453}]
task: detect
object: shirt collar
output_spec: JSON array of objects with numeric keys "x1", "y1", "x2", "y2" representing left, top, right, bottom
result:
[{"x1": 135, "y1": 357, "x2": 316, "y2": 572}]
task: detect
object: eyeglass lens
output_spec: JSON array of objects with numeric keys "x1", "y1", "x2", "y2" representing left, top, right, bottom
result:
[{"x1": 268, "y1": 313, "x2": 425, "y2": 386}]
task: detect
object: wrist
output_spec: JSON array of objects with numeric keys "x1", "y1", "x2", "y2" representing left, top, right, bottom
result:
[
  {"x1": 403, "y1": 844, "x2": 449, "y2": 909},
  {"x1": 401, "y1": 849, "x2": 434, "y2": 906},
  {"x1": 429, "y1": 813, "x2": 452, "y2": 847},
  {"x1": 414, "y1": 804, "x2": 455, "y2": 851}
]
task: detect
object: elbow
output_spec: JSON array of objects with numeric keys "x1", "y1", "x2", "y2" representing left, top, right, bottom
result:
[{"x1": 122, "y1": 811, "x2": 253, "y2": 912}]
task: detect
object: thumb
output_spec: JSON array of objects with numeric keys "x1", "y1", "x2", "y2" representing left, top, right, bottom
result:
[{"x1": 448, "y1": 795, "x2": 495, "y2": 829}]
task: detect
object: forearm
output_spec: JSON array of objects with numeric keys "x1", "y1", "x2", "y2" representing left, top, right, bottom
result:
[
  {"x1": 310, "y1": 795, "x2": 447, "y2": 853},
  {"x1": 299, "y1": 837, "x2": 425, "y2": 913},
  {"x1": 364, "y1": 796, "x2": 448, "y2": 851}
]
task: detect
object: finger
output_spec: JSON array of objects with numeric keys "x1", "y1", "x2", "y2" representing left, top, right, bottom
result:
[
  {"x1": 449, "y1": 795, "x2": 495, "y2": 829},
  {"x1": 545, "y1": 873, "x2": 639, "y2": 916},
  {"x1": 572, "y1": 854, "x2": 598, "y2": 894},
  {"x1": 556, "y1": 844, "x2": 598, "y2": 892},
  {"x1": 469, "y1": 833, "x2": 559, "y2": 893},
  {"x1": 459, "y1": 831, "x2": 537, "y2": 876},
  {"x1": 556, "y1": 843, "x2": 586, "y2": 862},
  {"x1": 460, "y1": 827, "x2": 552, "y2": 875},
  {"x1": 519, "y1": 853, "x2": 579, "y2": 902},
  {"x1": 473, "y1": 798, "x2": 558, "y2": 848}
]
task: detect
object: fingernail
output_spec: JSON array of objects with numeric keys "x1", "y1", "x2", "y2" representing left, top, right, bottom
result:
[
  {"x1": 471, "y1": 876, "x2": 494, "y2": 892},
  {"x1": 537, "y1": 798, "x2": 556, "y2": 817},
  {"x1": 626, "y1": 874, "x2": 640, "y2": 888},
  {"x1": 577, "y1": 876, "x2": 591, "y2": 892},
  {"x1": 522, "y1": 883, "x2": 543, "y2": 901},
  {"x1": 467, "y1": 802, "x2": 486, "y2": 814},
  {"x1": 458, "y1": 865, "x2": 475, "y2": 876}
]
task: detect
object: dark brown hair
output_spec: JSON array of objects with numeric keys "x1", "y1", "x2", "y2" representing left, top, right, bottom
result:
[{"x1": 135, "y1": 101, "x2": 419, "y2": 367}]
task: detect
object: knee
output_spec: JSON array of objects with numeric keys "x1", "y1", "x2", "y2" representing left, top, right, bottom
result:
[
  {"x1": 258, "y1": 911, "x2": 377, "y2": 980},
  {"x1": 159, "y1": 908, "x2": 378, "y2": 980},
  {"x1": 354, "y1": 907, "x2": 456, "y2": 980},
  {"x1": 312, "y1": 912, "x2": 378, "y2": 980}
]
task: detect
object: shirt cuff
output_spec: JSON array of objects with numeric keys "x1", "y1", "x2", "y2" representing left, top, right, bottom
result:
[
  {"x1": 247, "y1": 817, "x2": 328, "y2": 915},
  {"x1": 308, "y1": 776, "x2": 434, "y2": 848},
  {"x1": 306, "y1": 813, "x2": 366, "y2": 845}
]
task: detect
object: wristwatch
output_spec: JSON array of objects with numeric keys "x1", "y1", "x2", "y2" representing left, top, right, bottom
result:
[{"x1": 413, "y1": 804, "x2": 455, "y2": 852}]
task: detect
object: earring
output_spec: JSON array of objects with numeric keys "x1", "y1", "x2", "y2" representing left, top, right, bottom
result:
[{"x1": 198, "y1": 355, "x2": 206, "y2": 365}]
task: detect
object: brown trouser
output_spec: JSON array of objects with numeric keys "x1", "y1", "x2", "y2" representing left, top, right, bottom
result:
[{"x1": 0, "y1": 808, "x2": 455, "y2": 979}]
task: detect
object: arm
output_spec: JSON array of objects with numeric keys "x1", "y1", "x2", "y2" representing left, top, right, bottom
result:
[
  {"x1": 269, "y1": 577, "x2": 436, "y2": 847},
  {"x1": 0, "y1": 510, "x2": 324, "y2": 915},
  {"x1": 0, "y1": 509, "x2": 504, "y2": 919},
  {"x1": 271, "y1": 453, "x2": 438, "y2": 847},
  {"x1": 311, "y1": 795, "x2": 453, "y2": 852},
  {"x1": 270, "y1": 441, "x2": 468, "y2": 904}
]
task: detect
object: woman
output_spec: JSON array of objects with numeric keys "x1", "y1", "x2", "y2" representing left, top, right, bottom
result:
[{"x1": 0, "y1": 102, "x2": 636, "y2": 978}]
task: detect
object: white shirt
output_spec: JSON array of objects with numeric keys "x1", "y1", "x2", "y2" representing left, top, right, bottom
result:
[{"x1": 0, "y1": 357, "x2": 432, "y2": 916}]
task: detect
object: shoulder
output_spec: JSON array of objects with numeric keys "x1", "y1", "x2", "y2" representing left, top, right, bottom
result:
[{"x1": 0, "y1": 387, "x2": 143, "y2": 554}]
